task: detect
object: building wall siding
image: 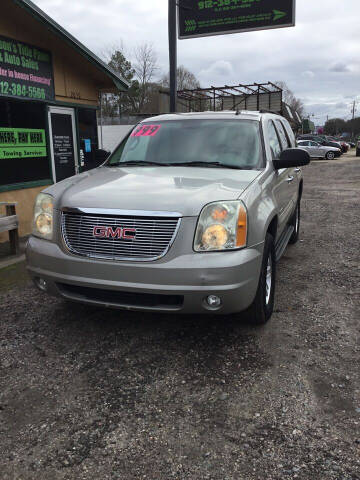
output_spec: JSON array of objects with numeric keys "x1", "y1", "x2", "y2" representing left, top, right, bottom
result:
[
  {"x1": 0, "y1": 0, "x2": 112, "y2": 106},
  {"x1": 0, "y1": 185, "x2": 49, "y2": 242}
]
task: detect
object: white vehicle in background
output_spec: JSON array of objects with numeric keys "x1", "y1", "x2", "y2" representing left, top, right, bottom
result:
[{"x1": 297, "y1": 140, "x2": 341, "y2": 160}]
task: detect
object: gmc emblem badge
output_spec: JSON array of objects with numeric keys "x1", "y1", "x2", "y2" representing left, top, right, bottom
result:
[{"x1": 93, "y1": 226, "x2": 136, "y2": 240}]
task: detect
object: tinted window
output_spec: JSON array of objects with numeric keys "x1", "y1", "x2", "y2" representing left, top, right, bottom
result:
[
  {"x1": 108, "y1": 119, "x2": 263, "y2": 169},
  {"x1": 283, "y1": 120, "x2": 296, "y2": 147},
  {"x1": 267, "y1": 121, "x2": 282, "y2": 160},
  {"x1": 275, "y1": 119, "x2": 291, "y2": 149}
]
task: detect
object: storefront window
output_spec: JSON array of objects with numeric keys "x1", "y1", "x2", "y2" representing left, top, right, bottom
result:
[
  {"x1": 0, "y1": 99, "x2": 50, "y2": 187},
  {"x1": 78, "y1": 108, "x2": 99, "y2": 172}
]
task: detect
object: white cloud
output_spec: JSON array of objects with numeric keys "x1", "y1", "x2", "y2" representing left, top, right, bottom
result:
[
  {"x1": 301, "y1": 71, "x2": 315, "y2": 78},
  {"x1": 199, "y1": 61, "x2": 234, "y2": 83}
]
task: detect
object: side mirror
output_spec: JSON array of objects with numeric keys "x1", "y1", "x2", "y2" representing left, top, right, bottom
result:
[{"x1": 273, "y1": 148, "x2": 310, "y2": 170}]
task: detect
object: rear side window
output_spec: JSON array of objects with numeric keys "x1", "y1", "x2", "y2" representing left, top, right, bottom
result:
[
  {"x1": 275, "y1": 120, "x2": 291, "y2": 149},
  {"x1": 267, "y1": 121, "x2": 282, "y2": 160},
  {"x1": 283, "y1": 120, "x2": 296, "y2": 147}
]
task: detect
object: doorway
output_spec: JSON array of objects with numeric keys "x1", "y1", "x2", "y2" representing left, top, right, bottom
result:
[{"x1": 48, "y1": 106, "x2": 79, "y2": 182}]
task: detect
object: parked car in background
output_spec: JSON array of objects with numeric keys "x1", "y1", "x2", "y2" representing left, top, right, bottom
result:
[
  {"x1": 297, "y1": 140, "x2": 341, "y2": 160},
  {"x1": 356, "y1": 140, "x2": 360, "y2": 156},
  {"x1": 297, "y1": 135, "x2": 342, "y2": 153},
  {"x1": 329, "y1": 137, "x2": 349, "y2": 153}
]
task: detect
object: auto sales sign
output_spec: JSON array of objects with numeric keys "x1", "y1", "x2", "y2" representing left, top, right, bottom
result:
[{"x1": 178, "y1": 0, "x2": 295, "y2": 39}]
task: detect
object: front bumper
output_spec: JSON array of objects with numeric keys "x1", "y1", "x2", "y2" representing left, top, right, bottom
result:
[{"x1": 26, "y1": 236, "x2": 263, "y2": 314}]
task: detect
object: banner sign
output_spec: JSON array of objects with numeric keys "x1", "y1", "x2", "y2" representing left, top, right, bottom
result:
[
  {"x1": 178, "y1": 0, "x2": 295, "y2": 39},
  {"x1": 0, "y1": 35, "x2": 54, "y2": 101},
  {"x1": 0, "y1": 128, "x2": 47, "y2": 159}
]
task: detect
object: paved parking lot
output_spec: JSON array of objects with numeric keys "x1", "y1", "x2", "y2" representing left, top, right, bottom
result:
[{"x1": 0, "y1": 154, "x2": 359, "y2": 480}]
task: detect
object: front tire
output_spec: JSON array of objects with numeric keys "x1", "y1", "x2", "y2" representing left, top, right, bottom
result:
[
  {"x1": 244, "y1": 233, "x2": 276, "y2": 325},
  {"x1": 326, "y1": 151, "x2": 335, "y2": 160}
]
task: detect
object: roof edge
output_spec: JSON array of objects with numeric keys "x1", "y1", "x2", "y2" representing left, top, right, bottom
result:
[{"x1": 13, "y1": 0, "x2": 129, "y2": 91}]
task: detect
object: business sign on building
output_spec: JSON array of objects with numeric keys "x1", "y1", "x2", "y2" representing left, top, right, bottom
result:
[
  {"x1": 0, "y1": 128, "x2": 47, "y2": 159},
  {"x1": 178, "y1": 0, "x2": 295, "y2": 39},
  {"x1": 0, "y1": 35, "x2": 54, "y2": 101}
]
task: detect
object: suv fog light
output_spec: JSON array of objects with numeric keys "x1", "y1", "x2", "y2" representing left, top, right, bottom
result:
[
  {"x1": 206, "y1": 295, "x2": 221, "y2": 308},
  {"x1": 36, "y1": 277, "x2": 47, "y2": 291}
]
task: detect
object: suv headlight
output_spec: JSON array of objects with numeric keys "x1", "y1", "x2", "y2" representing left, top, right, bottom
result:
[
  {"x1": 194, "y1": 201, "x2": 247, "y2": 252},
  {"x1": 32, "y1": 193, "x2": 54, "y2": 240}
]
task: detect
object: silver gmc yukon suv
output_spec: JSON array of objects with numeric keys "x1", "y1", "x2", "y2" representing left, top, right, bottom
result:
[{"x1": 26, "y1": 111, "x2": 310, "y2": 324}]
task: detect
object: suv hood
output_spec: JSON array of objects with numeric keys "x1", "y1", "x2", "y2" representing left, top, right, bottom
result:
[{"x1": 48, "y1": 166, "x2": 261, "y2": 217}]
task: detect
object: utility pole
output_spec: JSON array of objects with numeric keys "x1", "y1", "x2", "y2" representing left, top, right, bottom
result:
[
  {"x1": 351, "y1": 100, "x2": 356, "y2": 140},
  {"x1": 168, "y1": 0, "x2": 177, "y2": 113}
]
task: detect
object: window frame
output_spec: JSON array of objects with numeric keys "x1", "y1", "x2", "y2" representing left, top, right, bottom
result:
[{"x1": 275, "y1": 119, "x2": 292, "y2": 149}]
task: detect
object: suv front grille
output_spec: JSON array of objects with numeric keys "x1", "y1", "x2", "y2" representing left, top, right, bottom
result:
[{"x1": 61, "y1": 211, "x2": 180, "y2": 261}]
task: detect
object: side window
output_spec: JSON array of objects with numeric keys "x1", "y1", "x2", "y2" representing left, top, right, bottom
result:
[
  {"x1": 275, "y1": 119, "x2": 291, "y2": 149},
  {"x1": 283, "y1": 120, "x2": 296, "y2": 147},
  {"x1": 267, "y1": 121, "x2": 282, "y2": 160}
]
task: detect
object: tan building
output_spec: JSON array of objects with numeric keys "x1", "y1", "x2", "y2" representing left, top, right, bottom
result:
[{"x1": 0, "y1": 0, "x2": 128, "y2": 242}]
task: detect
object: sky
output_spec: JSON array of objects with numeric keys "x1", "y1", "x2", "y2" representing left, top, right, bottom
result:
[{"x1": 32, "y1": 0, "x2": 360, "y2": 125}]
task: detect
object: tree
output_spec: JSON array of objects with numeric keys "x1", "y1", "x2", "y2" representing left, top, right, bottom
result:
[
  {"x1": 101, "y1": 43, "x2": 159, "y2": 116},
  {"x1": 133, "y1": 43, "x2": 159, "y2": 112},
  {"x1": 324, "y1": 118, "x2": 348, "y2": 135},
  {"x1": 107, "y1": 49, "x2": 139, "y2": 114},
  {"x1": 161, "y1": 65, "x2": 201, "y2": 91},
  {"x1": 274, "y1": 80, "x2": 305, "y2": 116}
]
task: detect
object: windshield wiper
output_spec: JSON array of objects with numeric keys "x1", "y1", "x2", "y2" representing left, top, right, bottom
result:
[
  {"x1": 108, "y1": 160, "x2": 248, "y2": 169},
  {"x1": 172, "y1": 161, "x2": 245, "y2": 169},
  {"x1": 108, "y1": 160, "x2": 172, "y2": 167}
]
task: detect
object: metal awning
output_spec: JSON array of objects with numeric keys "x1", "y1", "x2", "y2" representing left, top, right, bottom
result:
[{"x1": 177, "y1": 82, "x2": 283, "y2": 112}]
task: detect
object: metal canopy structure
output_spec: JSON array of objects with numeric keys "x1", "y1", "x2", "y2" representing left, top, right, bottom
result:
[{"x1": 177, "y1": 81, "x2": 283, "y2": 114}]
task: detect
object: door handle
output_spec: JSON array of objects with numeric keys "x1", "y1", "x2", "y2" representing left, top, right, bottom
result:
[
  {"x1": 287, "y1": 175, "x2": 294, "y2": 183},
  {"x1": 294, "y1": 168, "x2": 301, "y2": 173}
]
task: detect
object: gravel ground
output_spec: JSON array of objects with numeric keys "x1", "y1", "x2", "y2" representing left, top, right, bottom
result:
[{"x1": 0, "y1": 154, "x2": 359, "y2": 480}]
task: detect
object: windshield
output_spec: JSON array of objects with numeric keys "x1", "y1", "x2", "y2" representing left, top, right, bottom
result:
[{"x1": 106, "y1": 119, "x2": 263, "y2": 170}]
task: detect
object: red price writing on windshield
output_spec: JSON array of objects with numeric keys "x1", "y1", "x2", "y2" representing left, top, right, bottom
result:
[{"x1": 131, "y1": 125, "x2": 162, "y2": 137}]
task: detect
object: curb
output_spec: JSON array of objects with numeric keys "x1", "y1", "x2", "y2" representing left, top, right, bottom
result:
[{"x1": 0, "y1": 254, "x2": 26, "y2": 270}]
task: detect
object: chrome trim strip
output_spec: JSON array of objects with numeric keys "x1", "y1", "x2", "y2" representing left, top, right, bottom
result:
[
  {"x1": 61, "y1": 207, "x2": 183, "y2": 218},
  {"x1": 61, "y1": 212, "x2": 181, "y2": 262}
]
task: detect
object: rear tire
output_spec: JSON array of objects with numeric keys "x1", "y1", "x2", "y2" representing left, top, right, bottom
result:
[
  {"x1": 289, "y1": 200, "x2": 300, "y2": 245},
  {"x1": 356, "y1": 149, "x2": 360, "y2": 157},
  {"x1": 326, "y1": 151, "x2": 335, "y2": 160},
  {"x1": 244, "y1": 233, "x2": 276, "y2": 325}
]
